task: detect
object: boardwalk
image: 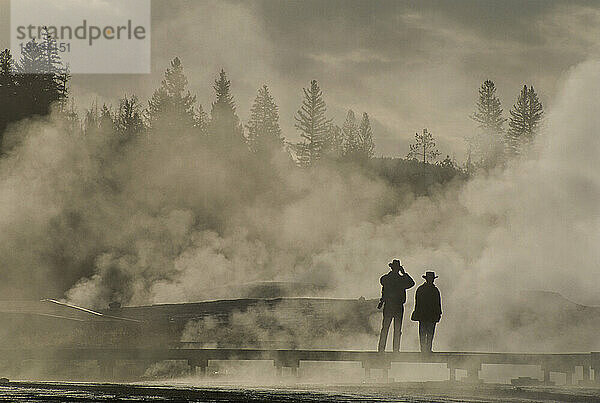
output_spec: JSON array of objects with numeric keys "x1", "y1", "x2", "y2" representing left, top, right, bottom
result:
[{"x1": 1, "y1": 348, "x2": 599, "y2": 385}]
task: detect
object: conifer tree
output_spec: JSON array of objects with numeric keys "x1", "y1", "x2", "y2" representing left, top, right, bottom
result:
[
  {"x1": 246, "y1": 85, "x2": 283, "y2": 154},
  {"x1": 115, "y1": 95, "x2": 144, "y2": 140},
  {"x1": 341, "y1": 110, "x2": 360, "y2": 159},
  {"x1": 470, "y1": 79, "x2": 506, "y2": 167},
  {"x1": 440, "y1": 155, "x2": 456, "y2": 169},
  {"x1": 0, "y1": 28, "x2": 69, "y2": 141},
  {"x1": 322, "y1": 123, "x2": 344, "y2": 160},
  {"x1": 506, "y1": 85, "x2": 544, "y2": 155},
  {"x1": 56, "y1": 65, "x2": 71, "y2": 110},
  {"x1": 40, "y1": 27, "x2": 62, "y2": 73},
  {"x1": 464, "y1": 146, "x2": 474, "y2": 175},
  {"x1": 36, "y1": 28, "x2": 64, "y2": 108},
  {"x1": 0, "y1": 49, "x2": 13, "y2": 87},
  {"x1": 83, "y1": 101, "x2": 101, "y2": 135},
  {"x1": 358, "y1": 112, "x2": 375, "y2": 160},
  {"x1": 472, "y1": 80, "x2": 505, "y2": 133},
  {"x1": 17, "y1": 40, "x2": 46, "y2": 116},
  {"x1": 15, "y1": 39, "x2": 56, "y2": 117},
  {"x1": 61, "y1": 98, "x2": 79, "y2": 132},
  {"x1": 16, "y1": 40, "x2": 45, "y2": 74},
  {"x1": 99, "y1": 104, "x2": 114, "y2": 132},
  {"x1": 195, "y1": 104, "x2": 208, "y2": 136},
  {"x1": 146, "y1": 57, "x2": 197, "y2": 129},
  {"x1": 341, "y1": 110, "x2": 374, "y2": 162},
  {"x1": 293, "y1": 141, "x2": 312, "y2": 168},
  {"x1": 527, "y1": 86, "x2": 544, "y2": 133},
  {"x1": 146, "y1": 85, "x2": 168, "y2": 124},
  {"x1": 209, "y1": 69, "x2": 244, "y2": 148},
  {"x1": 293, "y1": 80, "x2": 331, "y2": 166},
  {"x1": 0, "y1": 49, "x2": 16, "y2": 143},
  {"x1": 407, "y1": 128, "x2": 440, "y2": 164},
  {"x1": 84, "y1": 102, "x2": 114, "y2": 135}
]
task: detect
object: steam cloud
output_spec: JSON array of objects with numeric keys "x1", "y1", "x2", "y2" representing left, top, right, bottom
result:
[{"x1": 0, "y1": 60, "x2": 599, "y2": 351}]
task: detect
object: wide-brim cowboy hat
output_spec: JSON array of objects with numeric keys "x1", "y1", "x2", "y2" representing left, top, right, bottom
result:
[
  {"x1": 422, "y1": 271, "x2": 438, "y2": 279},
  {"x1": 388, "y1": 259, "x2": 401, "y2": 268}
]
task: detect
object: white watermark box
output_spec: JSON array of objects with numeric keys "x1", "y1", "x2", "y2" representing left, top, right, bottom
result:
[{"x1": 11, "y1": 0, "x2": 151, "y2": 74}]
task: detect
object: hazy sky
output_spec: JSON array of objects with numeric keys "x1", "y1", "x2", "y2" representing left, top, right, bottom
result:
[{"x1": 2, "y1": 0, "x2": 600, "y2": 159}]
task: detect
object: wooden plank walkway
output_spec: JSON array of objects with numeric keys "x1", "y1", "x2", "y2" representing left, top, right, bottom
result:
[{"x1": 1, "y1": 348, "x2": 599, "y2": 385}]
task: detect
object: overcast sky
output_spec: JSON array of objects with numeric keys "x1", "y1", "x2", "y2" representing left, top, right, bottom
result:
[{"x1": 2, "y1": 0, "x2": 600, "y2": 159}]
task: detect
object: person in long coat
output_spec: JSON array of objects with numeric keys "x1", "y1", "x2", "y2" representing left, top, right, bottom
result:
[{"x1": 411, "y1": 271, "x2": 442, "y2": 353}]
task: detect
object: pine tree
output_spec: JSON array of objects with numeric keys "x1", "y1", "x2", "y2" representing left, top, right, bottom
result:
[
  {"x1": 322, "y1": 123, "x2": 344, "y2": 160},
  {"x1": 37, "y1": 27, "x2": 65, "y2": 109},
  {"x1": 293, "y1": 80, "x2": 332, "y2": 166},
  {"x1": 0, "y1": 49, "x2": 13, "y2": 76},
  {"x1": 0, "y1": 49, "x2": 13, "y2": 86},
  {"x1": 0, "y1": 28, "x2": 69, "y2": 140},
  {"x1": 341, "y1": 110, "x2": 374, "y2": 162},
  {"x1": 61, "y1": 98, "x2": 79, "y2": 132},
  {"x1": 40, "y1": 27, "x2": 62, "y2": 74},
  {"x1": 115, "y1": 95, "x2": 144, "y2": 140},
  {"x1": 84, "y1": 102, "x2": 115, "y2": 135},
  {"x1": 99, "y1": 104, "x2": 114, "y2": 132},
  {"x1": 0, "y1": 49, "x2": 16, "y2": 143},
  {"x1": 195, "y1": 104, "x2": 208, "y2": 136},
  {"x1": 465, "y1": 151, "x2": 474, "y2": 175},
  {"x1": 506, "y1": 85, "x2": 544, "y2": 155},
  {"x1": 146, "y1": 85, "x2": 168, "y2": 124},
  {"x1": 246, "y1": 85, "x2": 283, "y2": 154},
  {"x1": 55, "y1": 65, "x2": 71, "y2": 110},
  {"x1": 341, "y1": 110, "x2": 360, "y2": 160},
  {"x1": 146, "y1": 57, "x2": 197, "y2": 129},
  {"x1": 291, "y1": 141, "x2": 311, "y2": 168},
  {"x1": 470, "y1": 80, "x2": 505, "y2": 167},
  {"x1": 13, "y1": 30, "x2": 68, "y2": 118},
  {"x1": 472, "y1": 80, "x2": 505, "y2": 133},
  {"x1": 209, "y1": 69, "x2": 244, "y2": 148},
  {"x1": 407, "y1": 128, "x2": 440, "y2": 164},
  {"x1": 358, "y1": 112, "x2": 375, "y2": 160},
  {"x1": 527, "y1": 86, "x2": 544, "y2": 134},
  {"x1": 15, "y1": 40, "x2": 52, "y2": 117},
  {"x1": 16, "y1": 40, "x2": 45, "y2": 74},
  {"x1": 440, "y1": 155, "x2": 456, "y2": 169},
  {"x1": 83, "y1": 101, "x2": 101, "y2": 135}
]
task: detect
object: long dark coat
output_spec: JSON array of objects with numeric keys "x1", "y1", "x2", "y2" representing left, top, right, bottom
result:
[{"x1": 411, "y1": 283, "x2": 442, "y2": 322}]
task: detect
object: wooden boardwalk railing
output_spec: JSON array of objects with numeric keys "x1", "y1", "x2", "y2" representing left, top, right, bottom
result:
[{"x1": 0, "y1": 348, "x2": 598, "y2": 385}]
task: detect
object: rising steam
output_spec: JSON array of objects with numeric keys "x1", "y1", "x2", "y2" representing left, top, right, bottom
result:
[{"x1": 0, "y1": 61, "x2": 599, "y2": 351}]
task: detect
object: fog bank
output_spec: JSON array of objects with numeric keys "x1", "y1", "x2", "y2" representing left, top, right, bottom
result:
[{"x1": 0, "y1": 60, "x2": 599, "y2": 350}]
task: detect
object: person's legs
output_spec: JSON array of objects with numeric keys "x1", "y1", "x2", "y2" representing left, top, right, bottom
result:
[
  {"x1": 392, "y1": 306, "x2": 404, "y2": 352},
  {"x1": 427, "y1": 322, "x2": 436, "y2": 352},
  {"x1": 421, "y1": 321, "x2": 435, "y2": 353},
  {"x1": 418, "y1": 321, "x2": 427, "y2": 352},
  {"x1": 378, "y1": 311, "x2": 392, "y2": 352}
]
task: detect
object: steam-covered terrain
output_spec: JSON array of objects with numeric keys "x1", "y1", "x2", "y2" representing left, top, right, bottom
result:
[
  {"x1": 1, "y1": 3, "x2": 600, "y2": 401},
  {"x1": 1, "y1": 59, "x2": 600, "y2": 353}
]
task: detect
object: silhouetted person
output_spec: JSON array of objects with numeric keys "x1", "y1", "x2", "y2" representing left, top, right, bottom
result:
[
  {"x1": 411, "y1": 271, "x2": 442, "y2": 353},
  {"x1": 377, "y1": 259, "x2": 415, "y2": 352}
]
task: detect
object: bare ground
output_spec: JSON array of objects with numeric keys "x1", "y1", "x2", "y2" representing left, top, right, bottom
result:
[{"x1": 1, "y1": 381, "x2": 600, "y2": 402}]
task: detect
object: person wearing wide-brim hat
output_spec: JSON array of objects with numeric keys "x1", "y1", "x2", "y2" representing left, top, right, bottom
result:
[
  {"x1": 411, "y1": 271, "x2": 442, "y2": 353},
  {"x1": 377, "y1": 259, "x2": 415, "y2": 353}
]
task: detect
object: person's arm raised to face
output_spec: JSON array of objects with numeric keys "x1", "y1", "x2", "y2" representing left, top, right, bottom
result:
[{"x1": 400, "y1": 266, "x2": 415, "y2": 288}]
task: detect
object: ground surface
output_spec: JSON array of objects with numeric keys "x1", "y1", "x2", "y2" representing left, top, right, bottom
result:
[{"x1": 1, "y1": 381, "x2": 600, "y2": 402}]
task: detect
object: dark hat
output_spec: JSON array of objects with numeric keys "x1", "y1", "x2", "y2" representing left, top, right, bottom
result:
[
  {"x1": 388, "y1": 259, "x2": 401, "y2": 268},
  {"x1": 422, "y1": 271, "x2": 438, "y2": 279}
]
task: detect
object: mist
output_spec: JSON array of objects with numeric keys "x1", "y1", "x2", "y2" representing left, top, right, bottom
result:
[{"x1": 0, "y1": 54, "x2": 599, "y2": 354}]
